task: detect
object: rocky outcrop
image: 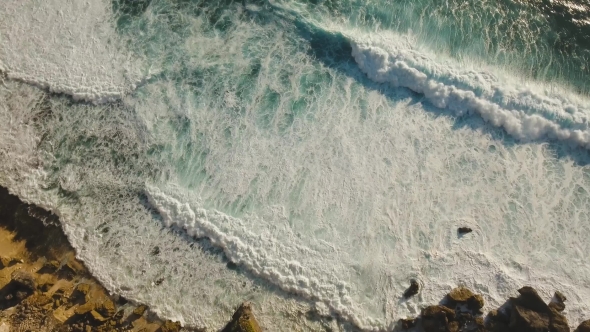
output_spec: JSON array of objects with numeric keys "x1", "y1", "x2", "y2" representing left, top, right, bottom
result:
[
  {"x1": 0, "y1": 186, "x2": 185, "y2": 332},
  {"x1": 221, "y1": 302, "x2": 263, "y2": 332},
  {"x1": 398, "y1": 286, "x2": 582, "y2": 332},
  {"x1": 489, "y1": 286, "x2": 570, "y2": 332},
  {"x1": 401, "y1": 287, "x2": 486, "y2": 332}
]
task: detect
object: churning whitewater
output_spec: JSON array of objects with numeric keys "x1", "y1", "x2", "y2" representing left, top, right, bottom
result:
[{"x1": 1, "y1": 0, "x2": 590, "y2": 330}]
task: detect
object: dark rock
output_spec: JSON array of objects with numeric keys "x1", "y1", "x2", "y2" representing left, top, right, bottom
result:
[
  {"x1": 458, "y1": 227, "x2": 473, "y2": 234},
  {"x1": 399, "y1": 317, "x2": 417, "y2": 329},
  {"x1": 576, "y1": 320, "x2": 590, "y2": 332},
  {"x1": 158, "y1": 320, "x2": 182, "y2": 332},
  {"x1": 548, "y1": 307, "x2": 569, "y2": 332},
  {"x1": 151, "y1": 246, "x2": 160, "y2": 256},
  {"x1": 514, "y1": 286, "x2": 550, "y2": 313},
  {"x1": 71, "y1": 283, "x2": 92, "y2": 304},
  {"x1": 549, "y1": 301, "x2": 566, "y2": 312},
  {"x1": 37, "y1": 260, "x2": 60, "y2": 274},
  {"x1": 133, "y1": 304, "x2": 148, "y2": 316},
  {"x1": 447, "y1": 287, "x2": 484, "y2": 311},
  {"x1": 510, "y1": 304, "x2": 550, "y2": 331},
  {"x1": 221, "y1": 302, "x2": 262, "y2": 332},
  {"x1": 0, "y1": 270, "x2": 36, "y2": 309},
  {"x1": 11, "y1": 270, "x2": 36, "y2": 291},
  {"x1": 421, "y1": 305, "x2": 455, "y2": 332},
  {"x1": 506, "y1": 287, "x2": 570, "y2": 332},
  {"x1": 403, "y1": 279, "x2": 420, "y2": 298}
]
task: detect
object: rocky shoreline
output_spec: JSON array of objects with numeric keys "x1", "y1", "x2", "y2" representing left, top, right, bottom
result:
[
  {"x1": 397, "y1": 284, "x2": 590, "y2": 332},
  {"x1": 0, "y1": 187, "x2": 259, "y2": 332},
  {"x1": 1, "y1": 184, "x2": 590, "y2": 332}
]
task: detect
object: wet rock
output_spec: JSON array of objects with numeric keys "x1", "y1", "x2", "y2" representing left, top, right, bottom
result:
[
  {"x1": 550, "y1": 291, "x2": 567, "y2": 312},
  {"x1": 510, "y1": 304, "x2": 550, "y2": 331},
  {"x1": 158, "y1": 320, "x2": 182, "y2": 332},
  {"x1": 399, "y1": 317, "x2": 417, "y2": 329},
  {"x1": 457, "y1": 227, "x2": 473, "y2": 235},
  {"x1": 133, "y1": 304, "x2": 148, "y2": 316},
  {"x1": 421, "y1": 305, "x2": 455, "y2": 332},
  {"x1": 486, "y1": 309, "x2": 510, "y2": 332},
  {"x1": 403, "y1": 279, "x2": 420, "y2": 298},
  {"x1": 548, "y1": 307, "x2": 569, "y2": 332},
  {"x1": 0, "y1": 270, "x2": 36, "y2": 309},
  {"x1": 447, "y1": 287, "x2": 484, "y2": 311},
  {"x1": 221, "y1": 302, "x2": 262, "y2": 332},
  {"x1": 508, "y1": 286, "x2": 570, "y2": 332},
  {"x1": 514, "y1": 286, "x2": 549, "y2": 313},
  {"x1": 575, "y1": 320, "x2": 590, "y2": 332}
]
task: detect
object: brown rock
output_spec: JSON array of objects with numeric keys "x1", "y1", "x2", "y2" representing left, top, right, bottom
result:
[
  {"x1": 576, "y1": 320, "x2": 590, "y2": 332},
  {"x1": 95, "y1": 298, "x2": 116, "y2": 318},
  {"x1": 448, "y1": 320, "x2": 460, "y2": 332},
  {"x1": 421, "y1": 305, "x2": 455, "y2": 332},
  {"x1": 549, "y1": 308, "x2": 570, "y2": 332},
  {"x1": 75, "y1": 302, "x2": 95, "y2": 315},
  {"x1": 510, "y1": 304, "x2": 550, "y2": 331},
  {"x1": 555, "y1": 291, "x2": 567, "y2": 303},
  {"x1": 515, "y1": 286, "x2": 550, "y2": 313},
  {"x1": 38, "y1": 260, "x2": 60, "y2": 274},
  {"x1": 11, "y1": 270, "x2": 36, "y2": 291},
  {"x1": 158, "y1": 320, "x2": 181, "y2": 332},
  {"x1": 399, "y1": 317, "x2": 417, "y2": 329},
  {"x1": 549, "y1": 301, "x2": 566, "y2": 312},
  {"x1": 0, "y1": 270, "x2": 36, "y2": 309},
  {"x1": 447, "y1": 287, "x2": 484, "y2": 311},
  {"x1": 507, "y1": 286, "x2": 570, "y2": 332},
  {"x1": 90, "y1": 310, "x2": 107, "y2": 323},
  {"x1": 403, "y1": 279, "x2": 420, "y2": 298},
  {"x1": 221, "y1": 302, "x2": 262, "y2": 332},
  {"x1": 550, "y1": 291, "x2": 567, "y2": 312},
  {"x1": 133, "y1": 304, "x2": 148, "y2": 316},
  {"x1": 0, "y1": 256, "x2": 22, "y2": 269}
]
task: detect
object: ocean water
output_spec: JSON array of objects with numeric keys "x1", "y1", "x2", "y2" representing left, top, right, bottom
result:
[{"x1": 1, "y1": 0, "x2": 590, "y2": 330}]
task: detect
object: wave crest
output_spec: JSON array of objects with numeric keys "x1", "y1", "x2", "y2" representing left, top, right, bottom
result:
[{"x1": 350, "y1": 38, "x2": 590, "y2": 149}]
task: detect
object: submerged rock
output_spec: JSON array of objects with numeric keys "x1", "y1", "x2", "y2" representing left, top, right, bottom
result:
[
  {"x1": 221, "y1": 302, "x2": 262, "y2": 332},
  {"x1": 403, "y1": 279, "x2": 420, "y2": 298}
]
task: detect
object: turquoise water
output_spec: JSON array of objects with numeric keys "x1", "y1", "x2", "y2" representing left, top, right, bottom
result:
[{"x1": 1, "y1": 0, "x2": 590, "y2": 330}]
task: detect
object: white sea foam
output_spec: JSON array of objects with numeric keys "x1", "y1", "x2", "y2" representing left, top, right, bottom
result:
[
  {"x1": 350, "y1": 36, "x2": 590, "y2": 149},
  {"x1": 0, "y1": 0, "x2": 147, "y2": 103},
  {"x1": 2, "y1": 1, "x2": 590, "y2": 331}
]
